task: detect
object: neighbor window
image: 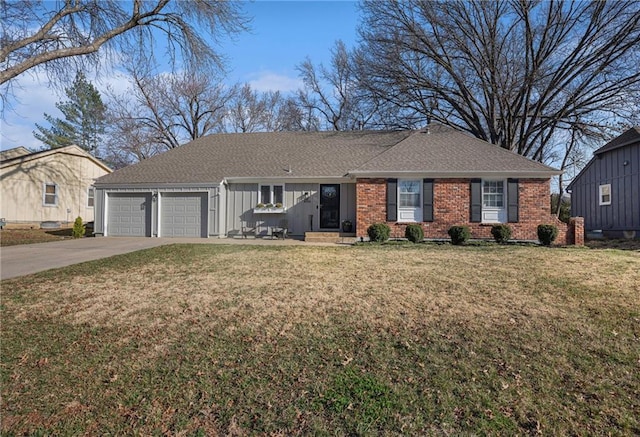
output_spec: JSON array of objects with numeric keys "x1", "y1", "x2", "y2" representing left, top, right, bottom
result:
[
  {"x1": 599, "y1": 184, "x2": 611, "y2": 206},
  {"x1": 87, "y1": 187, "x2": 95, "y2": 207},
  {"x1": 259, "y1": 184, "x2": 284, "y2": 205},
  {"x1": 43, "y1": 183, "x2": 58, "y2": 206},
  {"x1": 483, "y1": 180, "x2": 505, "y2": 208}
]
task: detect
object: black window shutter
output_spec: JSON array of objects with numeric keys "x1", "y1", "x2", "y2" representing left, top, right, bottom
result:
[
  {"x1": 387, "y1": 179, "x2": 397, "y2": 222},
  {"x1": 423, "y1": 179, "x2": 434, "y2": 222},
  {"x1": 507, "y1": 179, "x2": 519, "y2": 222},
  {"x1": 470, "y1": 179, "x2": 482, "y2": 222}
]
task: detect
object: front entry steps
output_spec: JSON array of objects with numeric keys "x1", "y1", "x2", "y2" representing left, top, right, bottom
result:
[{"x1": 304, "y1": 232, "x2": 356, "y2": 244}]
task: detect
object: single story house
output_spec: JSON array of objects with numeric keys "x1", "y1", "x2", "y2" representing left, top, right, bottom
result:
[
  {"x1": 1, "y1": 145, "x2": 112, "y2": 227},
  {"x1": 567, "y1": 127, "x2": 640, "y2": 238},
  {"x1": 93, "y1": 124, "x2": 570, "y2": 242},
  {"x1": 93, "y1": 125, "x2": 567, "y2": 240}
]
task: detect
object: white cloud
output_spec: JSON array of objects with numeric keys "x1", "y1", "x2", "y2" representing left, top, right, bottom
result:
[{"x1": 246, "y1": 71, "x2": 302, "y2": 93}]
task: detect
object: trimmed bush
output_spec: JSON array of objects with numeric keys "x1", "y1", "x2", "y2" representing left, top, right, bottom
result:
[
  {"x1": 448, "y1": 225, "x2": 470, "y2": 245},
  {"x1": 491, "y1": 224, "x2": 512, "y2": 244},
  {"x1": 537, "y1": 224, "x2": 559, "y2": 246},
  {"x1": 367, "y1": 223, "x2": 391, "y2": 243},
  {"x1": 405, "y1": 224, "x2": 424, "y2": 243},
  {"x1": 72, "y1": 216, "x2": 86, "y2": 239}
]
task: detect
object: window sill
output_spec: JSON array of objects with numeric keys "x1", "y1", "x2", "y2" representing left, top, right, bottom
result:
[{"x1": 480, "y1": 221, "x2": 505, "y2": 226}]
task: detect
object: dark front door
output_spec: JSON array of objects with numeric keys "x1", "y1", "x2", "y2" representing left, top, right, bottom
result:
[{"x1": 320, "y1": 184, "x2": 340, "y2": 229}]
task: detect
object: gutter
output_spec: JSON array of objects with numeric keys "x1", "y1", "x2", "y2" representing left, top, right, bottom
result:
[{"x1": 346, "y1": 170, "x2": 563, "y2": 179}]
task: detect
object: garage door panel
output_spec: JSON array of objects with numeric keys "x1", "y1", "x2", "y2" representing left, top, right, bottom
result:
[
  {"x1": 108, "y1": 194, "x2": 151, "y2": 237},
  {"x1": 161, "y1": 193, "x2": 207, "y2": 238}
]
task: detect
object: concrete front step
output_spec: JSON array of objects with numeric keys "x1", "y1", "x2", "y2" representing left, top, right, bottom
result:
[{"x1": 304, "y1": 232, "x2": 356, "y2": 243}]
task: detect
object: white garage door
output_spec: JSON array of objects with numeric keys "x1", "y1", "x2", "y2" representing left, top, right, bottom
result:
[
  {"x1": 108, "y1": 193, "x2": 151, "y2": 237},
  {"x1": 161, "y1": 193, "x2": 207, "y2": 237}
]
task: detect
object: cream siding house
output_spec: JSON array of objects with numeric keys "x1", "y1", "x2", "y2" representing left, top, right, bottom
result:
[{"x1": 1, "y1": 145, "x2": 111, "y2": 227}]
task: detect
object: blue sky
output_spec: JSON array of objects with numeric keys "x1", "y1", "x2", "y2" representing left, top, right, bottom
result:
[{"x1": 0, "y1": 1, "x2": 360, "y2": 151}]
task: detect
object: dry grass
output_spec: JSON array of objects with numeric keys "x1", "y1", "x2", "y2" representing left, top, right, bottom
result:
[
  {"x1": 0, "y1": 228, "x2": 75, "y2": 246},
  {"x1": 2, "y1": 243, "x2": 639, "y2": 435}
]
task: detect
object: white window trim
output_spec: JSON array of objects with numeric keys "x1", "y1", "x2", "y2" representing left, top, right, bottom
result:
[
  {"x1": 258, "y1": 183, "x2": 285, "y2": 206},
  {"x1": 599, "y1": 183, "x2": 611, "y2": 206},
  {"x1": 43, "y1": 182, "x2": 58, "y2": 207},
  {"x1": 397, "y1": 179, "x2": 422, "y2": 223},
  {"x1": 481, "y1": 179, "x2": 507, "y2": 224},
  {"x1": 87, "y1": 187, "x2": 95, "y2": 208}
]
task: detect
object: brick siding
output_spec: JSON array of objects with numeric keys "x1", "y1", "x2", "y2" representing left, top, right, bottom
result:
[{"x1": 356, "y1": 177, "x2": 577, "y2": 244}]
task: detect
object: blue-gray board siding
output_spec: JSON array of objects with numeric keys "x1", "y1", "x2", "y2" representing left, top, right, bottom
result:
[
  {"x1": 570, "y1": 143, "x2": 639, "y2": 232},
  {"x1": 94, "y1": 187, "x2": 219, "y2": 237},
  {"x1": 226, "y1": 182, "x2": 357, "y2": 237}
]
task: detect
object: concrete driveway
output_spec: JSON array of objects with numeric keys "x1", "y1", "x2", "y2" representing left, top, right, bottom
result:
[
  {"x1": 0, "y1": 238, "x2": 170, "y2": 280},
  {"x1": 0, "y1": 236, "x2": 316, "y2": 281}
]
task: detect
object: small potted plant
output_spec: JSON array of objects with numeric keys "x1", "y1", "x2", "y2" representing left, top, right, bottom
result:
[
  {"x1": 342, "y1": 219, "x2": 353, "y2": 233},
  {"x1": 275, "y1": 202, "x2": 283, "y2": 209}
]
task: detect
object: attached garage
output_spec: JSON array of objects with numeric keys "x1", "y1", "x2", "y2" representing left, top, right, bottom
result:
[
  {"x1": 107, "y1": 193, "x2": 152, "y2": 237},
  {"x1": 160, "y1": 193, "x2": 208, "y2": 237}
]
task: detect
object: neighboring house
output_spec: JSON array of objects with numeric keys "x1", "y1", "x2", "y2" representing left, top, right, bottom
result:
[
  {"x1": 1, "y1": 145, "x2": 112, "y2": 227},
  {"x1": 567, "y1": 127, "x2": 640, "y2": 238},
  {"x1": 93, "y1": 124, "x2": 566, "y2": 241}
]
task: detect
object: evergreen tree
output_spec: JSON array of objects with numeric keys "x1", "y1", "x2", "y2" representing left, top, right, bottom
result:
[{"x1": 34, "y1": 72, "x2": 106, "y2": 155}]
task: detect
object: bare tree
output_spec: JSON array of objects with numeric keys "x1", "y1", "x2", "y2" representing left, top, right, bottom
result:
[
  {"x1": 1, "y1": 0, "x2": 246, "y2": 93},
  {"x1": 273, "y1": 96, "x2": 320, "y2": 132},
  {"x1": 358, "y1": 0, "x2": 640, "y2": 163},
  {"x1": 225, "y1": 83, "x2": 275, "y2": 133},
  {"x1": 106, "y1": 68, "x2": 231, "y2": 163},
  {"x1": 225, "y1": 83, "x2": 321, "y2": 132},
  {"x1": 296, "y1": 40, "x2": 377, "y2": 131}
]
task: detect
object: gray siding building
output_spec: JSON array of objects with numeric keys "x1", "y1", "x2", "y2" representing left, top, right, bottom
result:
[{"x1": 567, "y1": 127, "x2": 640, "y2": 238}]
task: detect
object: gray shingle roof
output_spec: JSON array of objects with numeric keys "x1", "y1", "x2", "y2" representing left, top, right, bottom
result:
[
  {"x1": 96, "y1": 125, "x2": 559, "y2": 185},
  {"x1": 594, "y1": 127, "x2": 640, "y2": 155},
  {"x1": 353, "y1": 124, "x2": 559, "y2": 175}
]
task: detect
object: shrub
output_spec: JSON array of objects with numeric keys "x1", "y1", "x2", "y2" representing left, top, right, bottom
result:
[
  {"x1": 72, "y1": 216, "x2": 86, "y2": 238},
  {"x1": 491, "y1": 224, "x2": 512, "y2": 244},
  {"x1": 537, "y1": 224, "x2": 558, "y2": 246},
  {"x1": 448, "y1": 225, "x2": 470, "y2": 245},
  {"x1": 405, "y1": 224, "x2": 424, "y2": 243},
  {"x1": 367, "y1": 223, "x2": 391, "y2": 242}
]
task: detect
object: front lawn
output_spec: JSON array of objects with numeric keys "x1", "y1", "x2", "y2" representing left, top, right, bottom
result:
[{"x1": 1, "y1": 244, "x2": 638, "y2": 435}]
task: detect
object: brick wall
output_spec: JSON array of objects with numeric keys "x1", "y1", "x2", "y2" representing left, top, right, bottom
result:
[
  {"x1": 566, "y1": 217, "x2": 584, "y2": 245},
  {"x1": 356, "y1": 177, "x2": 576, "y2": 244}
]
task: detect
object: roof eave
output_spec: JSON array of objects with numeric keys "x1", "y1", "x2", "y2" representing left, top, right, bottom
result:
[
  {"x1": 347, "y1": 170, "x2": 562, "y2": 179},
  {"x1": 94, "y1": 181, "x2": 224, "y2": 189}
]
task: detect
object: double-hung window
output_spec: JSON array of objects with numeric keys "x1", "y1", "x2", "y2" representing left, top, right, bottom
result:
[
  {"x1": 43, "y1": 183, "x2": 58, "y2": 206},
  {"x1": 87, "y1": 187, "x2": 95, "y2": 207},
  {"x1": 397, "y1": 179, "x2": 422, "y2": 222},
  {"x1": 483, "y1": 180, "x2": 504, "y2": 208},
  {"x1": 481, "y1": 180, "x2": 506, "y2": 223},
  {"x1": 259, "y1": 184, "x2": 284, "y2": 205},
  {"x1": 599, "y1": 184, "x2": 611, "y2": 206}
]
